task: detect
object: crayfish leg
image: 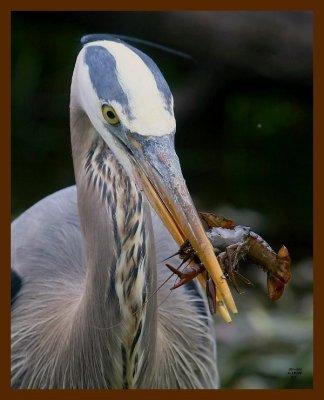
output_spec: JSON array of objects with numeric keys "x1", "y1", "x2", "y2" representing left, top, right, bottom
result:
[{"x1": 206, "y1": 275, "x2": 217, "y2": 314}]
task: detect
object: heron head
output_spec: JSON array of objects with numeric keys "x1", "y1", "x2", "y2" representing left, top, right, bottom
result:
[{"x1": 72, "y1": 37, "x2": 235, "y2": 312}]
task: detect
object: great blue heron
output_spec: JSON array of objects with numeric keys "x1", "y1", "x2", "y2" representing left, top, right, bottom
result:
[{"x1": 11, "y1": 35, "x2": 233, "y2": 389}]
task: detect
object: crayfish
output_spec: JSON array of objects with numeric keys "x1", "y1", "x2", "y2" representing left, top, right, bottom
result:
[{"x1": 165, "y1": 212, "x2": 292, "y2": 315}]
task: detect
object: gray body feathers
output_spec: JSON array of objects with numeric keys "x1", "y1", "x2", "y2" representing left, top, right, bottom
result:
[{"x1": 11, "y1": 186, "x2": 219, "y2": 389}]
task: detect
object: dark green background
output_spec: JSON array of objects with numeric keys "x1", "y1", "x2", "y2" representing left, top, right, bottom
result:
[{"x1": 12, "y1": 11, "x2": 313, "y2": 388}]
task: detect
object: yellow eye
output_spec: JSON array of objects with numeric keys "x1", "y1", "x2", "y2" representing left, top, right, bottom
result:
[{"x1": 101, "y1": 105, "x2": 120, "y2": 125}]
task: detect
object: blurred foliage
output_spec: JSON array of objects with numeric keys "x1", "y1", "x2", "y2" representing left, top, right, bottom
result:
[{"x1": 11, "y1": 11, "x2": 313, "y2": 388}]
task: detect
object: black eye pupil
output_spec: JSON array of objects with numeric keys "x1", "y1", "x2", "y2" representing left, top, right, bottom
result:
[{"x1": 106, "y1": 111, "x2": 115, "y2": 119}]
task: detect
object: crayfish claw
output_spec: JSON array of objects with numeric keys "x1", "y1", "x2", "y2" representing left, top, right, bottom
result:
[
  {"x1": 171, "y1": 278, "x2": 188, "y2": 290},
  {"x1": 277, "y1": 245, "x2": 290, "y2": 260},
  {"x1": 165, "y1": 263, "x2": 182, "y2": 277}
]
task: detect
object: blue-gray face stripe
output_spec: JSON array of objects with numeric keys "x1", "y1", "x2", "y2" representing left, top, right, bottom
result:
[
  {"x1": 85, "y1": 43, "x2": 173, "y2": 116},
  {"x1": 85, "y1": 45, "x2": 133, "y2": 117}
]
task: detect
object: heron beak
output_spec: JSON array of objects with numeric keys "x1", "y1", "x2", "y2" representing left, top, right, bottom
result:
[{"x1": 128, "y1": 134, "x2": 237, "y2": 317}]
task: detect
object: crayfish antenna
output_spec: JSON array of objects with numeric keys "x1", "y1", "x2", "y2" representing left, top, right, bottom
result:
[
  {"x1": 161, "y1": 251, "x2": 180, "y2": 262},
  {"x1": 178, "y1": 254, "x2": 191, "y2": 267}
]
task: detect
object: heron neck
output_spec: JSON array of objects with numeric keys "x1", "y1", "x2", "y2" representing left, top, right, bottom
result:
[{"x1": 70, "y1": 108, "x2": 157, "y2": 388}]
